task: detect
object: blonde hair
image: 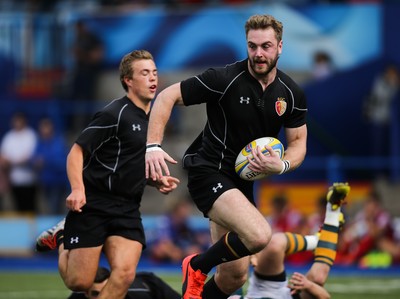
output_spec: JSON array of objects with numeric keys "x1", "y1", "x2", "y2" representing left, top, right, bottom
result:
[
  {"x1": 119, "y1": 50, "x2": 154, "y2": 91},
  {"x1": 245, "y1": 14, "x2": 283, "y2": 42}
]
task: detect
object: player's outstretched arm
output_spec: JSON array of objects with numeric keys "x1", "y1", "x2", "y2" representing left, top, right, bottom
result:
[
  {"x1": 66, "y1": 143, "x2": 86, "y2": 212},
  {"x1": 146, "y1": 83, "x2": 183, "y2": 180}
]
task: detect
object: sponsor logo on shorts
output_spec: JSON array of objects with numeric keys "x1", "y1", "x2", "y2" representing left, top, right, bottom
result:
[{"x1": 70, "y1": 237, "x2": 79, "y2": 244}]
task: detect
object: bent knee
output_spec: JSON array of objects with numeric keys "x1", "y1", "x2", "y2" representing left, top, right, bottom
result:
[
  {"x1": 112, "y1": 267, "x2": 136, "y2": 288},
  {"x1": 265, "y1": 233, "x2": 287, "y2": 255},
  {"x1": 217, "y1": 270, "x2": 248, "y2": 294},
  {"x1": 246, "y1": 224, "x2": 272, "y2": 253},
  {"x1": 65, "y1": 277, "x2": 93, "y2": 292}
]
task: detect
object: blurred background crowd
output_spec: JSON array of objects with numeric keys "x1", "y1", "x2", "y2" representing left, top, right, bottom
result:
[{"x1": 0, "y1": 0, "x2": 399, "y2": 269}]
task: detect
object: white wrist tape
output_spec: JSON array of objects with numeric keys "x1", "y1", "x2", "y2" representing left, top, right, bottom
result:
[
  {"x1": 279, "y1": 160, "x2": 291, "y2": 175},
  {"x1": 146, "y1": 143, "x2": 163, "y2": 153}
]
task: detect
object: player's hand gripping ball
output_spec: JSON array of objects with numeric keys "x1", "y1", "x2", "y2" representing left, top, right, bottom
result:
[{"x1": 235, "y1": 137, "x2": 284, "y2": 181}]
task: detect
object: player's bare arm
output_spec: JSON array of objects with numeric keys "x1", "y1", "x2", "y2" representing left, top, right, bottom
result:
[
  {"x1": 283, "y1": 124, "x2": 307, "y2": 170},
  {"x1": 65, "y1": 143, "x2": 86, "y2": 212},
  {"x1": 146, "y1": 83, "x2": 183, "y2": 180}
]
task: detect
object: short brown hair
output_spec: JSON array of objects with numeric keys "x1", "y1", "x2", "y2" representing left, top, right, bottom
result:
[
  {"x1": 245, "y1": 14, "x2": 283, "y2": 42},
  {"x1": 119, "y1": 50, "x2": 154, "y2": 92}
]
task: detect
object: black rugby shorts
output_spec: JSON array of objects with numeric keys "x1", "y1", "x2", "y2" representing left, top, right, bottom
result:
[
  {"x1": 64, "y1": 196, "x2": 145, "y2": 249},
  {"x1": 186, "y1": 157, "x2": 254, "y2": 217}
]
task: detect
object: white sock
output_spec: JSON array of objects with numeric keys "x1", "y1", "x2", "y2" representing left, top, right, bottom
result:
[
  {"x1": 305, "y1": 235, "x2": 319, "y2": 250},
  {"x1": 324, "y1": 202, "x2": 341, "y2": 227}
]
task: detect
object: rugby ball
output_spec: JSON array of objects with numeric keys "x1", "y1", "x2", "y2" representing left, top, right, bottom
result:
[{"x1": 235, "y1": 137, "x2": 284, "y2": 181}]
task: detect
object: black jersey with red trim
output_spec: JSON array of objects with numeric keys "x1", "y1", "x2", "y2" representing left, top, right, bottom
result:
[
  {"x1": 181, "y1": 59, "x2": 307, "y2": 177},
  {"x1": 75, "y1": 96, "x2": 148, "y2": 202}
]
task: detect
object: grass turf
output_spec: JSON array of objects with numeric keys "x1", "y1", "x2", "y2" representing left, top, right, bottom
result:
[{"x1": 0, "y1": 272, "x2": 399, "y2": 299}]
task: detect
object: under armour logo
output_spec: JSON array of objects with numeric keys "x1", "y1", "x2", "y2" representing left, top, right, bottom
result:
[
  {"x1": 212, "y1": 183, "x2": 223, "y2": 193},
  {"x1": 239, "y1": 97, "x2": 250, "y2": 104},
  {"x1": 70, "y1": 237, "x2": 79, "y2": 244},
  {"x1": 132, "y1": 124, "x2": 141, "y2": 131}
]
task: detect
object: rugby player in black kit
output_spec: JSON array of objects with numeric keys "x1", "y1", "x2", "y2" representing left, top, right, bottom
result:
[
  {"x1": 36, "y1": 50, "x2": 179, "y2": 299},
  {"x1": 145, "y1": 14, "x2": 307, "y2": 299}
]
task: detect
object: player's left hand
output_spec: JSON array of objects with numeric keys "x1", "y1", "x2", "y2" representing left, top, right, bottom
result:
[
  {"x1": 247, "y1": 145, "x2": 283, "y2": 175},
  {"x1": 155, "y1": 175, "x2": 180, "y2": 194}
]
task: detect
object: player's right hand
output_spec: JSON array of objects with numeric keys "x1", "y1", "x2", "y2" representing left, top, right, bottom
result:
[
  {"x1": 66, "y1": 189, "x2": 86, "y2": 213},
  {"x1": 145, "y1": 149, "x2": 177, "y2": 181}
]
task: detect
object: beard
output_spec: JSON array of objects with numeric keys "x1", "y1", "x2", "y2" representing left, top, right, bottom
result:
[{"x1": 249, "y1": 54, "x2": 280, "y2": 77}]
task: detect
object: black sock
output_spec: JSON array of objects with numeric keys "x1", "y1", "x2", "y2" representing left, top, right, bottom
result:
[
  {"x1": 191, "y1": 232, "x2": 251, "y2": 274},
  {"x1": 203, "y1": 275, "x2": 230, "y2": 299}
]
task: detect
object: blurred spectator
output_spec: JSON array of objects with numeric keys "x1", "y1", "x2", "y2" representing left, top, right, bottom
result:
[
  {"x1": 148, "y1": 197, "x2": 210, "y2": 263},
  {"x1": 266, "y1": 192, "x2": 310, "y2": 265},
  {"x1": 305, "y1": 194, "x2": 329, "y2": 234},
  {"x1": 336, "y1": 189, "x2": 397, "y2": 267},
  {"x1": 33, "y1": 117, "x2": 69, "y2": 214},
  {"x1": 311, "y1": 50, "x2": 334, "y2": 80},
  {"x1": 363, "y1": 64, "x2": 399, "y2": 157},
  {"x1": 0, "y1": 158, "x2": 9, "y2": 210},
  {"x1": 266, "y1": 192, "x2": 306, "y2": 234},
  {"x1": 70, "y1": 20, "x2": 104, "y2": 101},
  {"x1": 0, "y1": 112, "x2": 38, "y2": 213},
  {"x1": 64, "y1": 20, "x2": 105, "y2": 134}
]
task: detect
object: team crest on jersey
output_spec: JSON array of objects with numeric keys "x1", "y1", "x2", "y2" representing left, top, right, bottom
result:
[{"x1": 275, "y1": 97, "x2": 287, "y2": 116}]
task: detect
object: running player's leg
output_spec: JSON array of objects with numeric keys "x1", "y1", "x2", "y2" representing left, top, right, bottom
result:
[
  {"x1": 245, "y1": 231, "x2": 318, "y2": 298},
  {"x1": 184, "y1": 188, "x2": 271, "y2": 299},
  {"x1": 58, "y1": 244, "x2": 102, "y2": 291},
  {"x1": 36, "y1": 218, "x2": 102, "y2": 291},
  {"x1": 202, "y1": 220, "x2": 250, "y2": 298},
  {"x1": 100, "y1": 236, "x2": 142, "y2": 299}
]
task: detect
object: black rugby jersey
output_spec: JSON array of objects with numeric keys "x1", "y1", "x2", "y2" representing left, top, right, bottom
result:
[
  {"x1": 75, "y1": 96, "x2": 148, "y2": 201},
  {"x1": 181, "y1": 59, "x2": 307, "y2": 176}
]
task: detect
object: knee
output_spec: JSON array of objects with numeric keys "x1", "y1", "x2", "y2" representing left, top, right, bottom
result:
[
  {"x1": 113, "y1": 267, "x2": 136, "y2": 289},
  {"x1": 246, "y1": 222, "x2": 272, "y2": 253},
  {"x1": 265, "y1": 233, "x2": 287, "y2": 255},
  {"x1": 216, "y1": 269, "x2": 248, "y2": 294},
  {"x1": 64, "y1": 276, "x2": 93, "y2": 292}
]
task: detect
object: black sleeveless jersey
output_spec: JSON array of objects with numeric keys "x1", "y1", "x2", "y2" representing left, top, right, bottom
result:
[{"x1": 181, "y1": 59, "x2": 307, "y2": 177}]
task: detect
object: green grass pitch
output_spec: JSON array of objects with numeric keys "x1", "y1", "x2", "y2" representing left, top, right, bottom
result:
[{"x1": 0, "y1": 272, "x2": 399, "y2": 298}]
